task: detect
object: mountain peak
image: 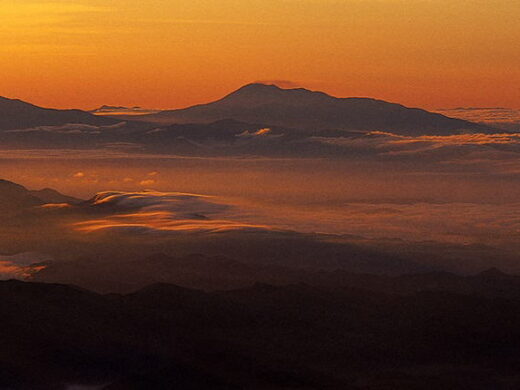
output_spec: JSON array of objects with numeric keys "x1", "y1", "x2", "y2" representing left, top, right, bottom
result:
[
  {"x1": 228, "y1": 83, "x2": 292, "y2": 97},
  {"x1": 144, "y1": 84, "x2": 490, "y2": 135},
  {"x1": 237, "y1": 82, "x2": 283, "y2": 91},
  {"x1": 233, "y1": 82, "x2": 328, "y2": 95},
  {"x1": 220, "y1": 83, "x2": 335, "y2": 107}
]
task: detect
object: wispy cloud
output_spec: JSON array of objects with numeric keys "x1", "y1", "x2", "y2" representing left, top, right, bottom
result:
[
  {"x1": 73, "y1": 191, "x2": 271, "y2": 234},
  {"x1": 0, "y1": 1, "x2": 113, "y2": 52},
  {"x1": 0, "y1": 253, "x2": 49, "y2": 280},
  {"x1": 0, "y1": 2, "x2": 110, "y2": 27}
]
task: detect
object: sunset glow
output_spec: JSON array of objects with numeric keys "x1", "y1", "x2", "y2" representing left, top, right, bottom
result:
[
  {"x1": 1, "y1": 0, "x2": 519, "y2": 110},
  {"x1": 4, "y1": 1, "x2": 520, "y2": 387}
]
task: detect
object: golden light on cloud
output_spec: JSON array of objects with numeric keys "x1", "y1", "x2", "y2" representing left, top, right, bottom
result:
[
  {"x1": 0, "y1": 260, "x2": 46, "y2": 280},
  {"x1": 73, "y1": 215, "x2": 268, "y2": 234},
  {"x1": 71, "y1": 190, "x2": 270, "y2": 234},
  {"x1": 40, "y1": 203, "x2": 71, "y2": 209}
]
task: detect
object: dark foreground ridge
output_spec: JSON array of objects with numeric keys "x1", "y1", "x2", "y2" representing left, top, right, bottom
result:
[{"x1": 3, "y1": 277, "x2": 520, "y2": 389}]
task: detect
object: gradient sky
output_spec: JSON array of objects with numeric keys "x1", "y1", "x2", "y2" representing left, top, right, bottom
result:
[{"x1": 1, "y1": 0, "x2": 519, "y2": 110}]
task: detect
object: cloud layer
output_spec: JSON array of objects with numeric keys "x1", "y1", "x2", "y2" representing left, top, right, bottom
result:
[
  {"x1": 74, "y1": 191, "x2": 270, "y2": 234},
  {"x1": 0, "y1": 253, "x2": 50, "y2": 280}
]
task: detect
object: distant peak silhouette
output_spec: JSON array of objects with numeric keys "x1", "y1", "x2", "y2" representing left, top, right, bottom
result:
[{"x1": 144, "y1": 83, "x2": 491, "y2": 135}]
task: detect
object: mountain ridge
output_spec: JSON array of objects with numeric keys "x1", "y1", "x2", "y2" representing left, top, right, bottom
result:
[
  {"x1": 0, "y1": 96, "x2": 118, "y2": 131},
  {"x1": 4, "y1": 277, "x2": 520, "y2": 388},
  {"x1": 0, "y1": 178, "x2": 81, "y2": 212},
  {"x1": 139, "y1": 83, "x2": 492, "y2": 135}
]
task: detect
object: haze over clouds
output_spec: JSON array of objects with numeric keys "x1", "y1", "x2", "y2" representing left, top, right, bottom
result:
[
  {"x1": 435, "y1": 107, "x2": 520, "y2": 129},
  {"x1": 0, "y1": 176, "x2": 519, "y2": 282}
]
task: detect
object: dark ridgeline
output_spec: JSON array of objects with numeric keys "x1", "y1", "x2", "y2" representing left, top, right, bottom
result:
[
  {"x1": 0, "y1": 179, "x2": 80, "y2": 213},
  {"x1": 141, "y1": 83, "x2": 491, "y2": 135},
  {"x1": 0, "y1": 179, "x2": 44, "y2": 211},
  {"x1": 0, "y1": 97, "x2": 118, "y2": 131},
  {"x1": 31, "y1": 253, "x2": 520, "y2": 298},
  {"x1": 0, "y1": 83, "x2": 491, "y2": 136},
  {"x1": 2, "y1": 277, "x2": 520, "y2": 389},
  {"x1": 0, "y1": 85, "x2": 499, "y2": 157}
]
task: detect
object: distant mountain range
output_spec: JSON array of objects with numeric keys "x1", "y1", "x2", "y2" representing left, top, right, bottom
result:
[
  {"x1": 0, "y1": 96, "x2": 117, "y2": 131},
  {"x1": 0, "y1": 84, "x2": 503, "y2": 157},
  {"x1": 138, "y1": 83, "x2": 491, "y2": 135},
  {"x1": 0, "y1": 84, "x2": 494, "y2": 136}
]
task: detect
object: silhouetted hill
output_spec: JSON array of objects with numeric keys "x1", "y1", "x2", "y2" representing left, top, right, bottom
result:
[
  {"x1": 142, "y1": 84, "x2": 490, "y2": 135},
  {"x1": 29, "y1": 188, "x2": 82, "y2": 205},
  {"x1": 0, "y1": 179, "x2": 80, "y2": 215},
  {"x1": 4, "y1": 279, "x2": 520, "y2": 388},
  {"x1": 33, "y1": 248, "x2": 520, "y2": 299},
  {"x1": 0, "y1": 96, "x2": 118, "y2": 131},
  {"x1": 0, "y1": 179, "x2": 42, "y2": 211}
]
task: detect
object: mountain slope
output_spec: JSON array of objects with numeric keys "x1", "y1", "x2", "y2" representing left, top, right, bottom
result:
[
  {"x1": 142, "y1": 83, "x2": 490, "y2": 135},
  {"x1": 29, "y1": 188, "x2": 82, "y2": 205},
  {"x1": 0, "y1": 179, "x2": 80, "y2": 214},
  {"x1": 0, "y1": 96, "x2": 118, "y2": 131},
  {"x1": 0, "y1": 179, "x2": 43, "y2": 211}
]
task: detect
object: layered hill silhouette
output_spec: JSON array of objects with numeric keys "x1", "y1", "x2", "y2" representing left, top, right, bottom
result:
[
  {"x1": 0, "y1": 179, "x2": 80, "y2": 214},
  {"x1": 0, "y1": 179, "x2": 44, "y2": 211},
  {"x1": 0, "y1": 96, "x2": 118, "y2": 131},
  {"x1": 140, "y1": 83, "x2": 490, "y2": 135},
  {"x1": 33, "y1": 252, "x2": 520, "y2": 299},
  {"x1": 3, "y1": 278, "x2": 520, "y2": 388},
  {"x1": 0, "y1": 84, "x2": 500, "y2": 144}
]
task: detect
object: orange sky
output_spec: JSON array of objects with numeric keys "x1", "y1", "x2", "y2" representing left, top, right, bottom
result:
[{"x1": 1, "y1": 0, "x2": 519, "y2": 110}]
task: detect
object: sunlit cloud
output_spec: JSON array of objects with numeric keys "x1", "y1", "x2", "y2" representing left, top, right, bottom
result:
[
  {"x1": 0, "y1": 253, "x2": 50, "y2": 280},
  {"x1": 237, "y1": 128, "x2": 273, "y2": 138},
  {"x1": 40, "y1": 203, "x2": 72, "y2": 209},
  {"x1": 73, "y1": 190, "x2": 271, "y2": 234},
  {"x1": 74, "y1": 214, "x2": 268, "y2": 234}
]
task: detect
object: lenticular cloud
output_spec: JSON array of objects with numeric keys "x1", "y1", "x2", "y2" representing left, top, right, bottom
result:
[{"x1": 74, "y1": 191, "x2": 270, "y2": 234}]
